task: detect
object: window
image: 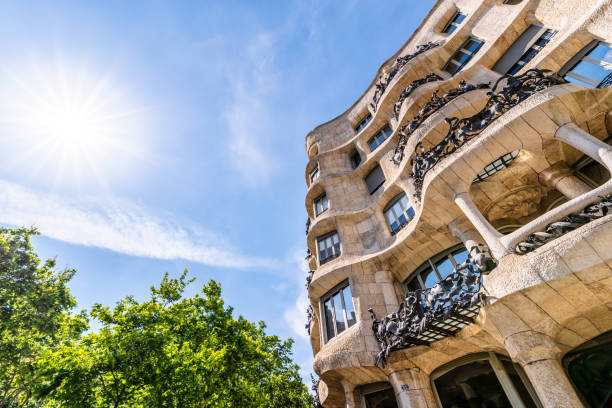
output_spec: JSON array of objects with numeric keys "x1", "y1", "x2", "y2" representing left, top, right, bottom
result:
[
  {"x1": 432, "y1": 353, "x2": 539, "y2": 408},
  {"x1": 493, "y1": 26, "x2": 556, "y2": 75},
  {"x1": 350, "y1": 150, "x2": 362, "y2": 169},
  {"x1": 309, "y1": 164, "x2": 319, "y2": 183},
  {"x1": 365, "y1": 165, "x2": 386, "y2": 195},
  {"x1": 503, "y1": 0, "x2": 523, "y2": 4},
  {"x1": 320, "y1": 281, "x2": 356, "y2": 342},
  {"x1": 317, "y1": 231, "x2": 340, "y2": 265},
  {"x1": 443, "y1": 37, "x2": 484, "y2": 75},
  {"x1": 563, "y1": 331, "x2": 612, "y2": 408},
  {"x1": 358, "y1": 383, "x2": 398, "y2": 408},
  {"x1": 561, "y1": 41, "x2": 612, "y2": 88},
  {"x1": 383, "y1": 193, "x2": 415, "y2": 235},
  {"x1": 314, "y1": 193, "x2": 328, "y2": 216},
  {"x1": 404, "y1": 245, "x2": 468, "y2": 291},
  {"x1": 354, "y1": 112, "x2": 372, "y2": 133},
  {"x1": 367, "y1": 125, "x2": 393, "y2": 151},
  {"x1": 442, "y1": 11, "x2": 465, "y2": 35},
  {"x1": 473, "y1": 150, "x2": 519, "y2": 182}
]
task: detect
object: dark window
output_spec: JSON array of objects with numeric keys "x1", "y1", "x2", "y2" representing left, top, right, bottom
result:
[
  {"x1": 493, "y1": 26, "x2": 556, "y2": 75},
  {"x1": 314, "y1": 193, "x2": 328, "y2": 216},
  {"x1": 442, "y1": 11, "x2": 465, "y2": 35},
  {"x1": 561, "y1": 41, "x2": 612, "y2": 88},
  {"x1": 473, "y1": 150, "x2": 519, "y2": 182},
  {"x1": 563, "y1": 331, "x2": 612, "y2": 408},
  {"x1": 350, "y1": 150, "x2": 362, "y2": 169},
  {"x1": 367, "y1": 125, "x2": 393, "y2": 151},
  {"x1": 365, "y1": 165, "x2": 386, "y2": 195},
  {"x1": 309, "y1": 164, "x2": 319, "y2": 183},
  {"x1": 317, "y1": 231, "x2": 340, "y2": 265},
  {"x1": 404, "y1": 245, "x2": 468, "y2": 290},
  {"x1": 320, "y1": 281, "x2": 356, "y2": 342},
  {"x1": 443, "y1": 37, "x2": 484, "y2": 75},
  {"x1": 354, "y1": 112, "x2": 373, "y2": 133},
  {"x1": 433, "y1": 354, "x2": 538, "y2": 408},
  {"x1": 503, "y1": 0, "x2": 523, "y2": 4},
  {"x1": 383, "y1": 193, "x2": 415, "y2": 235}
]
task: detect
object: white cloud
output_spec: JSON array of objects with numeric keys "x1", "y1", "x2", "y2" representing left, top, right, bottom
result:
[
  {"x1": 223, "y1": 33, "x2": 280, "y2": 188},
  {"x1": 283, "y1": 248, "x2": 311, "y2": 341},
  {"x1": 0, "y1": 178, "x2": 278, "y2": 269}
]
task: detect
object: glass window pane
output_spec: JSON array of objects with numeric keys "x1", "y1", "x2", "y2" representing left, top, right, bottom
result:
[
  {"x1": 405, "y1": 206, "x2": 415, "y2": 219},
  {"x1": 456, "y1": 50, "x2": 471, "y2": 65},
  {"x1": 571, "y1": 60, "x2": 610, "y2": 84},
  {"x1": 453, "y1": 249, "x2": 469, "y2": 266},
  {"x1": 323, "y1": 299, "x2": 335, "y2": 340},
  {"x1": 588, "y1": 43, "x2": 612, "y2": 63},
  {"x1": 436, "y1": 258, "x2": 454, "y2": 280},
  {"x1": 332, "y1": 233, "x2": 339, "y2": 244},
  {"x1": 406, "y1": 278, "x2": 421, "y2": 292},
  {"x1": 454, "y1": 13, "x2": 465, "y2": 24},
  {"x1": 400, "y1": 195, "x2": 409, "y2": 209},
  {"x1": 333, "y1": 292, "x2": 346, "y2": 334},
  {"x1": 342, "y1": 286, "x2": 357, "y2": 327},
  {"x1": 501, "y1": 359, "x2": 538, "y2": 408},
  {"x1": 392, "y1": 201, "x2": 403, "y2": 215},
  {"x1": 385, "y1": 209, "x2": 396, "y2": 226},
  {"x1": 423, "y1": 268, "x2": 438, "y2": 288}
]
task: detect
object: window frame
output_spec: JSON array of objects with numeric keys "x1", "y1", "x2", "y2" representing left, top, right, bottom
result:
[
  {"x1": 317, "y1": 230, "x2": 341, "y2": 266},
  {"x1": 473, "y1": 150, "x2": 519, "y2": 182},
  {"x1": 442, "y1": 37, "x2": 484, "y2": 75},
  {"x1": 403, "y1": 244, "x2": 467, "y2": 291},
  {"x1": 319, "y1": 280, "x2": 356, "y2": 344},
  {"x1": 354, "y1": 112, "x2": 373, "y2": 134},
  {"x1": 383, "y1": 193, "x2": 415, "y2": 235},
  {"x1": 431, "y1": 352, "x2": 542, "y2": 408},
  {"x1": 559, "y1": 40, "x2": 612, "y2": 88},
  {"x1": 309, "y1": 164, "x2": 319, "y2": 184},
  {"x1": 441, "y1": 11, "x2": 465, "y2": 35},
  {"x1": 367, "y1": 125, "x2": 393, "y2": 152},
  {"x1": 364, "y1": 164, "x2": 386, "y2": 195},
  {"x1": 505, "y1": 28, "x2": 556, "y2": 75},
  {"x1": 313, "y1": 193, "x2": 328, "y2": 217}
]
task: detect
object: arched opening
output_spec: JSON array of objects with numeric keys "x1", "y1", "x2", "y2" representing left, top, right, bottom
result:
[
  {"x1": 562, "y1": 331, "x2": 612, "y2": 408},
  {"x1": 357, "y1": 382, "x2": 397, "y2": 408},
  {"x1": 431, "y1": 353, "x2": 540, "y2": 408}
]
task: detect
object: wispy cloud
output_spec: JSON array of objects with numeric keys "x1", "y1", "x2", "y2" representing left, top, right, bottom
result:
[
  {"x1": 0, "y1": 179, "x2": 278, "y2": 269},
  {"x1": 223, "y1": 33, "x2": 280, "y2": 188}
]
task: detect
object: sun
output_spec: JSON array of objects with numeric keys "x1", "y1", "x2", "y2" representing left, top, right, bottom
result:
[{"x1": 0, "y1": 60, "x2": 146, "y2": 189}]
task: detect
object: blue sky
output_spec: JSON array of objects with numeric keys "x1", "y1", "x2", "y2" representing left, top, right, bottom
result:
[{"x1": 0, "y1": 0, "x2": 435, "y2": 380}]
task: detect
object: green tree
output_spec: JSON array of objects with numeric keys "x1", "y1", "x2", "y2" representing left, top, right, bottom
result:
[
  {"x1": 0, "y1": 227, "x2": 86, "y2": 408},
  {"x1": 42, "y1": 271, "x2": 312, "y2": 408}
]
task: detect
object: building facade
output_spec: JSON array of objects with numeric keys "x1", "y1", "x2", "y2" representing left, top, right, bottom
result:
[{"x1": 303, "y1": 0, "x2": 612, "y2": 407}]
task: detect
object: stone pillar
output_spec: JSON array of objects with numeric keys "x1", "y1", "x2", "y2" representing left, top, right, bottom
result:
[
  {"x1": 504, "y1": 331, "x2": 585, "y2": 408},
  {"x1": 448, "y1": 217, "x2": 485, "y2": 250},
  {"x1": 340, "y1": 379, "x2": 357, "y2": 408},
  {"x1": 539, "y1": 162, "x2": 591, "y2": 199},
  {"x1": 375, "y1": 270, "x2": 400, "y2": 314},
  {"x1": 555, "y1": 123, "x2": 612, "y2": 171},
  {"x1": 453, "y1": 192, "x2": 508, "y2": 258},
  {"x1": 388, "y1": 368, "x2": 437, "y2": 408}
]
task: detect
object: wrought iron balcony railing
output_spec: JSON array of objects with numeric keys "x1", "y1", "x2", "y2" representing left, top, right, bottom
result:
[
  {"x1": 515, "y1": 195, "x2": 611, "y2": 254},
  {"x1": 393, "y1": 73, "x2": 442, "y2": 118},
  {"x1": 369, "y1": 244, "x2": 497, "y2": 367},
  {"x1": 410, "y1": 69, "x2": 567, "y2": 199},
  {"x1": 392, "y1": 80, "x2": 490, "y2": 165},
  {"x1": 370, "y1": 41, "x2": 443, "y2": 112}
]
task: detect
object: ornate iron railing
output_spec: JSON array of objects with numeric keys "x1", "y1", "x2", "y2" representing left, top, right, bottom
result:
[
  {"x1": 515, "y1": 195, "x2": 612, "y2": 254},
  {"x1": 306, "y1": 217, "x2": 311, "y2": 235},
  {"x1": 369, "y1": 244, "x2": 497, "y2": 367},
  {"x1": 311, "y1": 374, "x2": 323, "y2": 408},
  {"x1": 305, "y1": 270, "x2": 314, "y2": 289},
  {"x1": 370, "y1": 42, "x2": 443, "y2": 112},
  {"x1": 409, "y1": 69, "x2": 567, "y2": 198},
  {"x1": 306, "y1": 304, "x2": 315, "y2": 335},
  {"x1": 392, "y1": 80, "x2": 490, "y2": 165},
  {"x1": 393, "y1": 73, "x2": 443, "y2": 118}
]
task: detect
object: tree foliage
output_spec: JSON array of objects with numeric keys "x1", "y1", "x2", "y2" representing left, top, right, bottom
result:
[{"x1": 0, "y1": 227, "x2": 311, "y2": 407}]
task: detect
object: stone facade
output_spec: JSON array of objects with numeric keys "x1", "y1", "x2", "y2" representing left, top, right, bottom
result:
[{"x1": 304, "y1": 0, "x2": 612, "y2": 407}]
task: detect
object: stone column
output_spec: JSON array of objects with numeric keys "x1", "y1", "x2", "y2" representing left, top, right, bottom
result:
[
  {"x1": 454, "y1": 192, "x2": 508, "y2": 258},
  {"x1": 504, "y1": 331, "x2": 585, "y2": 408},
  {"x1": 448, "y1": 217, "x2": 485, "y2": 250},
  {"x1": 387, "y1": 368, "x2": 437, "y2": 408},
  {"x1": 555, "y1": 123, "x2": 612, "y2": 171},
  {"x1": 539, "y1": 162, "x2": 591, "y2": 199},
  {"x1": 375, "y1": 270, "x2": 400, "y2": 314},
  {"x1": 340, "y1": 379, "x2": 357, "y2": 408}
]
